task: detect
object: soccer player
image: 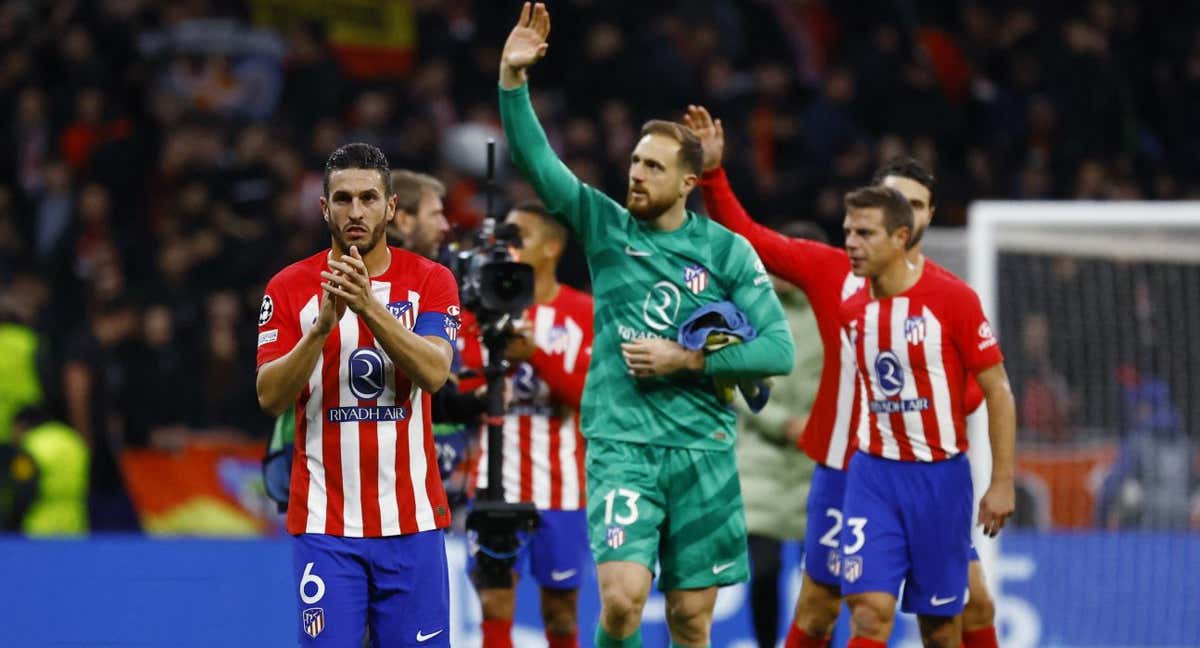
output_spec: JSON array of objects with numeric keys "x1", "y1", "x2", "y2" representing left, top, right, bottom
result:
[
  {"x1": 685, "y1": 105, "x2": 1003, "y2": 648},
  {"x1": 255, "y1": 143, "x2": 459, "y2": 647},
  {"x1": 458, "y1": 201, "x2": 595, "y2": 648},
  {"x1": 499, "y1": 5, "x2": 795, "y2": 647},
  {"x1": 836, "y1": 185, "x2": 1014, "y2": 647},
  {"x1": 390, "y1": 170, "x2": 450, "y2": 260}
]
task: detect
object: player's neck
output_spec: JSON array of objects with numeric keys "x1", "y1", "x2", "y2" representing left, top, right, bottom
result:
[
  {"x1": 534, "y1": 271, "x2": 560, "y2": 305},
  {"x1": 871, "y1": 254, "x2": 923, "y2": 298},
  {"x1": 646, "y1": 202, "x2": 688, "y2": 232},
  {"x1": 330, "y1": 241, "x2": 392, "y2": 277}
]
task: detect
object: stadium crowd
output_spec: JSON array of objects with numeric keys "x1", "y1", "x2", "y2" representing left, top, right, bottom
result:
[{"x1": 0, "y1": 0, "x2": 1198, "y2": 531}]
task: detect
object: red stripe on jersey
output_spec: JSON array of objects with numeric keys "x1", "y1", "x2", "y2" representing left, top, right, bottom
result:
[
  {"x1": 877, "y1": 300, "x2": 916, "y2": 461},
  {"x1": 394, "y1": 372, "x2": 418, "y2": 535},
  {"x1": 907, "y1": 311, "x2": 948, "y2": 461},
  {"x1": 518, "y1": 417, "x2": 533, "y2": 503},
  {"x1": 321, "y1": 332, "x2": 344, "y2": 536},
  {"x1": 357, "y1": 318, "x2": 382, "y2": 537},
  {"x1": 288, "y1": 395, "x2": 311, "y2": 533},
  {"x1": 548, "y1": 416, "x2": 563, "y2": 509}
]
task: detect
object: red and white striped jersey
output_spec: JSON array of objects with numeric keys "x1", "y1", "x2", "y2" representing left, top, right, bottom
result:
[
  {"x1": 700, "y1": 168, "x2": 987, "y2": 469},
  {"x1": 840, "y1": 267, "x2": 1003, "y2": 462},
  {"x1": 256, "y1": 247, "x2": 460, "y2": 537},
  {"x1": 459, "y1": 285, "x2": 593, "y2": 510}
]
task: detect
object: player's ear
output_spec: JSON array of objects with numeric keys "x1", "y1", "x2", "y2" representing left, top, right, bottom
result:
[
  {"x1": 319, "y1": 196, "x2": 330, "y2": 222},
  {"x1": 680, "y1": 172, "x2": 698, "y2": 197}
]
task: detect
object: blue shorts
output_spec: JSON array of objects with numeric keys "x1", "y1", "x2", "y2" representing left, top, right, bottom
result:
[
  {"x1": 468, "y1": 508, "x2": 591, "y2": 590},
  {"x1": 292, "y1": 531, "x2": 449, "y2": 647},
  {"x1": 840, "y1": 452, "x2": 973, "y2": 616},
  {"x1": 803, "y1": 464, "x2": 848, "y2": 587}
]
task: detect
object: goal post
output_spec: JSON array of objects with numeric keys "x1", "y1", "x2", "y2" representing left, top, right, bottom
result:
[{"x1": 965, "y1": 201, "x2": 1200, "y2": 626}]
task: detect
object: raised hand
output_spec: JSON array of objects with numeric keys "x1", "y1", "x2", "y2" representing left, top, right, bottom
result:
[
  {"x1": 683, "y1": 105, "x2": 725, "y2": 172},
  {"x1": 500, "y1": 2, "x2": 551, "y2": 88},
  {"x1": 314, "y1": 280, "x2": 345, "y2": 336}
]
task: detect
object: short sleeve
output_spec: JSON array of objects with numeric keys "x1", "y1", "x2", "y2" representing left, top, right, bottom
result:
[
  {"x1": 952, "y1": 286, "x2": 1004, "y2": 373},
  {"x1": 256, "y1": 272, "x2": 301, "y2": 369},
  {"x1": 412, "y1": 264, "x2": 462, "y2": 344}
]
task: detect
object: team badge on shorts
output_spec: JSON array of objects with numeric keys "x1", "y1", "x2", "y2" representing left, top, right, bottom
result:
[
  {"x1": 302, "y1": 607, "x2": 325, "y2": 639},
  {"x1": 843, "y1": 555, "x2": 863, "y2": 583},
  {"x1": 683, "y1": 264, "x2": 708, "y2": 294},
  {"x1": 606, "y1": 525, "x2": 626, "y2": 549},
  {"x1": 827, "y1": 549, "x2": 841, "y2": 578}
]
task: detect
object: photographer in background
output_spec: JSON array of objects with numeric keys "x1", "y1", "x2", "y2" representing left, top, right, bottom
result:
[{"x1": 458, "y1": 201, "x2": 594, "y2": 648}]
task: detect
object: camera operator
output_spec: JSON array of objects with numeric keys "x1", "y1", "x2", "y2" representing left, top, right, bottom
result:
[{"x1": 458, "y1": 201, "x2": 594, "y2": 648}]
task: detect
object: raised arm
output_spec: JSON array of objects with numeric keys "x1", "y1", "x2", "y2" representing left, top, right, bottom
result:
[
  {"x1": 499, "y1": 2, "x2": 617, "y2": 242},
  {"x1": 685, "y1": 105, "x2": 845, "y2": 292}
]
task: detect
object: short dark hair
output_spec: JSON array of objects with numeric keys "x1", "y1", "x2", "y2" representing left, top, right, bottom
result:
[
  {"x1": 324, "y1": 143, "x2": 390, "y2": 197},
  {"x1": 509, "y1": 199, "x2": 567, "y2": 244},
  {"x1": 871, "y1": 156, "x2": 936, "y2": 207},
  {"x1": 844, "y1": 185, "x2": 914, "y2": 246},
  {"x1": 639, "y1": 120, "x2": 703, "y2": 176},
  {"x1": 392, "y1": 170, "x2": 445, "y2": 214}
]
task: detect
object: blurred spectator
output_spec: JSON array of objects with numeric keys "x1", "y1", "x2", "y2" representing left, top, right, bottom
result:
[
  {"x1": 1016, "y1": 313, "x2": 1074, "y2": 441},
  {"x1": 9, "y1": 406, "x2": 89, "y2": 536},
  {"x1": 1096, "y1": 364, "x2": 1197, "y2": 530}
]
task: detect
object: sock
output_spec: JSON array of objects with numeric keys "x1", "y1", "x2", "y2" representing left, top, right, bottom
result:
[
  {"x1": 846, "y1": 638, "x2": 887, "y2": 648},
  {"x1": 546, "y1": 630, "x2": 579, "y2": 648},
  {"x1": 594, "y1": 625, "x2": 642, "y2": 648},
  {"x1": 963, "y1": 626, "x2": 999, "y2": 648},
  {"x1": 480, "y1": 618, "x2": 513, "y2": 648},
  {"x1": 785, "y1": 624, "x2": 831, "y2": 648}
]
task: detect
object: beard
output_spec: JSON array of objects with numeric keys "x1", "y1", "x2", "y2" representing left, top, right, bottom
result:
[
  {"x1": 328, "y1": 219, "x2": 387, "y2": 256},
  {"x1": 626, "y1": 187, "x2": 675, "y2": 221}
]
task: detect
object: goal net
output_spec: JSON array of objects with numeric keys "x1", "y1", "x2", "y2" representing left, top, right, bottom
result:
[{"x1": 964, "y1": 202, "x2": 1200, "y2": 647}]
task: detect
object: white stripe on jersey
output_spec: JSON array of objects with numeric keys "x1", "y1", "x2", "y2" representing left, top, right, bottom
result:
[
  {"x1": 823, "y1": 271, "x2": 866, "y2": 468},
  {"x1": 338, "y1": 310, "x2": 363, "y2": 536},
  {"x1": 502, "y1": 416, "x2": 521, "y2": 499},
  {"x1": 559, "y1": 417, "x2": 580, "y2": 509},
  {"x1": 863, "y1": 301, "x2": 901, "y2": 460},
  {"x1": 829, "y1": 329, "x2": 856, "y2": 467},
  {"x1": 408, "y1": 379, "x2": 435, "y2": 530},
  {"x1": 531, "y1": 417, "x2": 551, "y2": 509},
  {"x1": 372, "y1": 281, "x2": 402, "y2": 536},
  {"x1": 299, "y1": 295, "x2": 327, "y2": 534},
  {"x1": 889, "y1": 298, "x2": 932, "y2": 461},
  {"x1": 922, "y1": 307, "x2": 959, "y2": 454}
]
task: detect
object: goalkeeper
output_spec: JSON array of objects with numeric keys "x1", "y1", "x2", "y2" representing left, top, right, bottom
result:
[{"x1": 498, "y1": 5, "x2": 794, "y2": 647}]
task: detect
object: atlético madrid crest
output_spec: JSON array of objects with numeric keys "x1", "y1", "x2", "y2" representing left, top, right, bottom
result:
[
  {"x1": 905, "y1": 315, "x2": 927, "y2": 345},
  {"x1": 387, "y1": 301, "x2": 415, "y2": 330},
  {"x1": 684, "y1": 264, "x2": 708, "y2": 294},
  {"x1": 303, "y1": 607, "x2": 325, "y2": 639},
  {"x1": 606, "y1": 525, "x2": 626, "y2": 549},
  {"x1": 843, "y1": 555, "x2": 863, "y2": 583}
]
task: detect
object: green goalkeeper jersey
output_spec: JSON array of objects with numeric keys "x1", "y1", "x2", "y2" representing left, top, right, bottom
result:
[{"x1": 500, "y1": 83, "x2": 795, "y2": 451}]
